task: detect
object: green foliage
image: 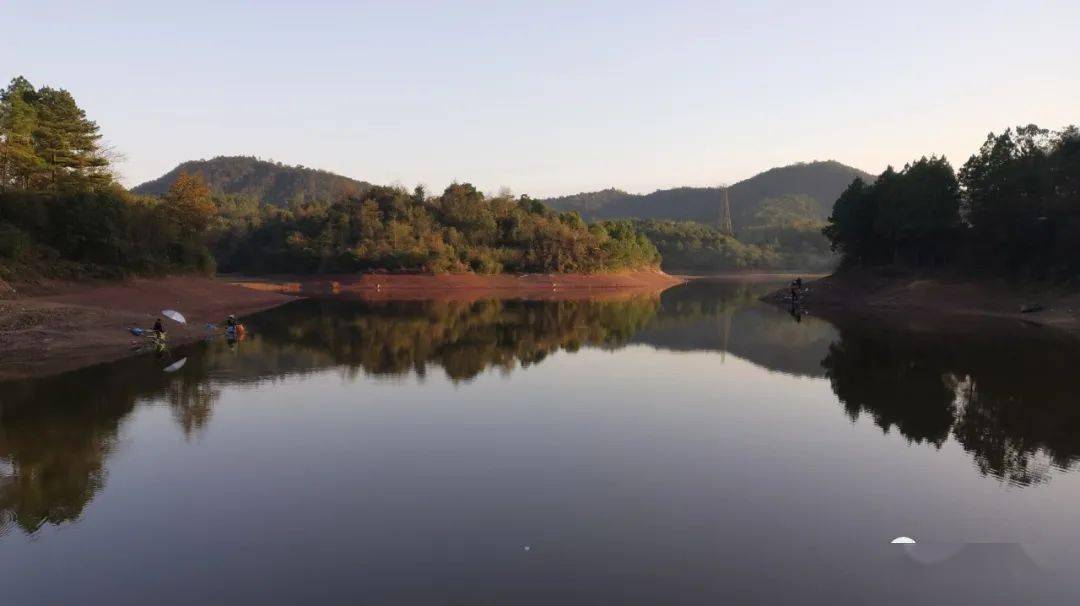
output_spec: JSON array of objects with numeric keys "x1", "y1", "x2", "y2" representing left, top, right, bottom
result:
[
  {"x1": 825, "y1": 125, "x2": 1080, "y2": 278},
  {"x1": 215, "y1": 184, "x2": 660, "y2": 275},
  {"x1": 0, "y1": 77, "x2": 112, "y2": 193},
  {"x1": 0, "y1": 222, "x2": 33, "y2": 261},
  {"x1": 960, "y1": 125, "x2": 1080, "y2": 277},
  {"x1": 824, "y1": 156, "x2": 962, "y2": 267},
  {"x1": 0, "y1": 77, "x2": 215, "y2": 278},
  {"x1": 632, "y1": 219, "x2": 780, "y2": 271},
  {"x1": 0, "y1": 76, "x2": 647, "y2": 279},
  {"x1": 745, "y1": 194, "x2": 822, "y2": 228},
  {"x1": 739, "y1": 195, "x2": 834, "y2": 269},
  {"x1": 131, "y1": 156, "x2": 372, "y2": 206},
  {"x1": 0, "y1": 189, "x2": 216, "y2": 277}
]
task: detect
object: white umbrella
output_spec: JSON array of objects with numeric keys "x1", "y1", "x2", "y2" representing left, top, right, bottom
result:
[
  {"x1": 162, "y1": 309, "x2": 187, "y2": 324},
  {"x1": 163, "y1": 357, "x2": 187, "y2": 373}
]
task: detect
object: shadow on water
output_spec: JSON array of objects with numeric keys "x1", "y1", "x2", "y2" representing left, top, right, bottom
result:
[
  {"x1": 2, "y1": 278, "x2": 1080, "y2": 537},
  {"x1": 822, "y1": 314, "x2": 1080, "y2": 487}
]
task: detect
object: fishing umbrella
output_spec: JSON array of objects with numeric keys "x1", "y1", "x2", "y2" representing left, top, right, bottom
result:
[
  {"x1": 163, "y1": 357, "x2": 188, "y2": 373},
  {"x1": 162, "y1": 309, "x2": 187, "y2": 324}
]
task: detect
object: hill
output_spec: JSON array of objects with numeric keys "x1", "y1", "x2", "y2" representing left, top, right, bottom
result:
[
  {"x1": 543, "y1": 161, "x2": 876, "y2": 229},
  {"x1": 132, "y1": 156, "x2": 371, "y2": 206}
]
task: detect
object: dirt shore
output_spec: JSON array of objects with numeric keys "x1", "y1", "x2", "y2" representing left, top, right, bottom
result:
[
  {"x1": 0, "y1": 276, "x2": 297, "y2": 381},
  {"x1": 0, "y1": 270, "x2": 683, "y2": 380},
  {"x1": 763, "y1": 269, "x2": 1080, "y2": 335},
  {"x1": 231, "y1": 269, "x2": 684, "y2": 301}
]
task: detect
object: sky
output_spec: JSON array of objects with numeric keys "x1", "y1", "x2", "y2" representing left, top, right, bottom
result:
[{"x1": 3, "y1": 0, "x2": 1078, "y2": 197}]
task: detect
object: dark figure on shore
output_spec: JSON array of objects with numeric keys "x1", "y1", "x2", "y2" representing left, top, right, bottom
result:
[
  {"x1": 153, "y1": 318, "x2": 165, "y2": 337},
  {"x1": 226, "y1": 314, "x2": 237, "y2": 329}
]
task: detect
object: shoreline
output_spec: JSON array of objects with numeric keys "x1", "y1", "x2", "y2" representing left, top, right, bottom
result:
[
  {"x1": 0, "y1": 270, "x2": 683, "y2": 380},
  {"x1": 0, "y1": 276, "x2": 298, "y2": 381},
  {"x1": 762, "y1": 269, "x2": 1080, "y2": 335},
  {"x1": 229, "y1": 269, "x2": 684, "y2": 301}
]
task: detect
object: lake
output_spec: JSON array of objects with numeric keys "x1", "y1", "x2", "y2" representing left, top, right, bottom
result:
[{"x1": 3, "y1": 278, "x2": 1080, "y2": 605}]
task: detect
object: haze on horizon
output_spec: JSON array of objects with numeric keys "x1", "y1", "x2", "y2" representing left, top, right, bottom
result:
[{"x1": 4, "y1": 0, "x2": 1078, "y2": 198}]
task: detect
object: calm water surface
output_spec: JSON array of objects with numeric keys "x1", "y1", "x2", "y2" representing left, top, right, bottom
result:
[{"x1": 3, "y1": 279, "x2": 1080, "y2": 604}]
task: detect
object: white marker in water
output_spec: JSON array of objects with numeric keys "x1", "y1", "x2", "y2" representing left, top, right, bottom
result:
[
  {"x1": 891, "y1": 536, "x2": 916, "y2": 544},
  {"x1": 524, "y1": 546, "x2": 531, "y2": 551}
]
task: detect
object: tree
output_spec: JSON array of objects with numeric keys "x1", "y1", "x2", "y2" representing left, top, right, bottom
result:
[
  {"x1": 956, "y1": 125, "x2": 1080, "y2": 276},
  {"x1": 824, "y1": 158, "x2": 961, "y2": 268},
  {"x1": 0, "y1": 77, "x2": 43, "y2": 191},
  {"x1": 823, "y1": 177, "x2": 877, "y2": 265},
  {"x1": 32, "y1": 86, "x2": 111, "y2": 191},
  {"x1": 163, "y1": 172, "x2": 216, "y2": 236},
  {"x1": 0, "y1": 76, "x2": 112, "y2": 192}
]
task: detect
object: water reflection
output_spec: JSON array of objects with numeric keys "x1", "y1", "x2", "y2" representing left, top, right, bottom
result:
[
  {"x1": 2, "y1": 279, "x2": 1080, "y2": 539},
  {"x1": 1, "y1": 362, "x2": 139, "y2": 535},
  {"x1": 823, "y1": 316, "x2": 1080, "y2": 486},
  {"x1": 241, "y1": 295, "x2": 663, "y2": 381}
]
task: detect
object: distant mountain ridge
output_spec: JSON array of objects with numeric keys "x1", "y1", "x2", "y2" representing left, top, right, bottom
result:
[
  {"x1": 132, "y1": 156, "x2": 371, "y2": 205},
  {"x1": 543, "y1": 161, "x2": 876, "y2": 228}
]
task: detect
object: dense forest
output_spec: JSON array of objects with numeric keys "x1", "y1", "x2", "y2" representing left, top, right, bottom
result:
[
  {"x1": 0, "y1": 76, "x2": 658, "y2": 279},
  {"x1": 824, "y1": 125, "x2": 1080, "y2": 279},
  {"x1": 212, "y1": 184, "x2": 660, "y2": 274},
  {"x1": 132, "y1": 156, "x2": 372, "y2": 207}
]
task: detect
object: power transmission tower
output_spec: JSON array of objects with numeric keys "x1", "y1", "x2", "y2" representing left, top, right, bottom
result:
[{"x1": 718, "y1": 186, "x2": 734, "y2": 236}]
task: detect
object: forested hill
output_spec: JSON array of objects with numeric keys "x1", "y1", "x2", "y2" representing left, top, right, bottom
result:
[
  {"x1": 543, "y1": 161, "x2": 876, "y2": 228},
  {"x1": 132, "y1": 156, "x2": 371, "y2": 206}
]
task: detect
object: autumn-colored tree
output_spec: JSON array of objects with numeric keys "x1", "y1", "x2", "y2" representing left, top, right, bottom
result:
[{"x1": 163, "y1": 171, "x2": 216, "y2": 236}]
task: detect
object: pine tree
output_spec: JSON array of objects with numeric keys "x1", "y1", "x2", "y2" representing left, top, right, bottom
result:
[
  {"x1": 33, "y1": 86, "x2": 111, "y2": 191},
  {"x1": 0, "y1": 76, "x2": 112, "y2": 193},
  {"x1": 0, "y1": 77, "x2": 43, "y2": 190}
]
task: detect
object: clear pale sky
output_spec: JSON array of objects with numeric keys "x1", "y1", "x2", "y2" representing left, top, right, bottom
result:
[{"x1": 4, "y1": 0, "x2": 1078, "y2": 197}]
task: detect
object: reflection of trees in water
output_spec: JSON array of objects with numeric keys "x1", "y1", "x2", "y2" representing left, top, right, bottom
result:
[
  {"x1": 0, "y1": 296, "x2": 660, "y2": 536},
  {"x1": 242, "y1": 297, "x2": 662, "y2": 382},
  {"x1": 168, "y1": 378, "x2": 219, "y2": 439},
  {"x1": 0, "y1": 352, "x2": 222, "y2": 536},
  {"x1": 8, "y1": 289, "x2": 1079, "y2": 539},
  {"x1": 0, "y1": 364, "x2": 140, "y2": 535},
  {"x1": 823, "y1": 320, "x2": 1080, "y2": 486},
  {"x1": 822, "y1": 332, "x2": 957, "y2": 446},
  {"x1": 634, "y1": 279, "x2": 838, "y2": 377}
]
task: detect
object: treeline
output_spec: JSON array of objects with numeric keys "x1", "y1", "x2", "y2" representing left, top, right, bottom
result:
[
  {"x1": 0, "y1": 76, "x2": 659, "y2": 279},
  {"x1": 825, "y1": 125, "x2": 1080, "y2": 278},
  {"x1": 212, "y1": 183, "x2": 660, "y2": 274}
]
